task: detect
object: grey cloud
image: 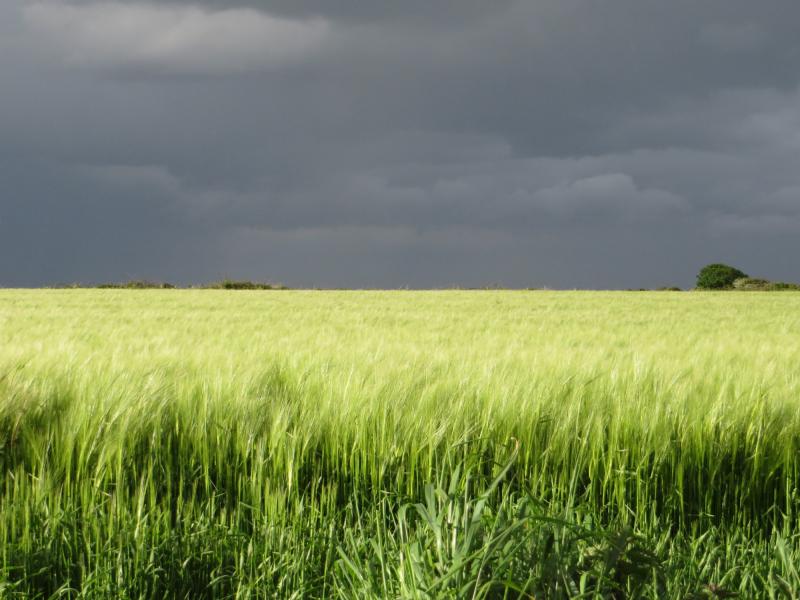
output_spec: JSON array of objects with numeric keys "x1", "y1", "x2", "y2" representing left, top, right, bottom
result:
[
  {"x1": 58, "y1": 0, "x2": 513, "y2": 25},
  {"x1": 765, "y1": 187, "x2": 800, "y2": 213},
  {"x1": 2, "y1": 0, "x2": 800, "y2": 288},
  {"x1": 22, "y1": 2, "x2": 330, "y2": 74},
  {"x1": 700, "y1": 22, "x2": 769, "y2": 54},
  {"x1": 711, "y1": 214, "x2": 800, "y2": 236},
  {"x1": 528, "y1": 174, "x2": 687, "y2": 220}
]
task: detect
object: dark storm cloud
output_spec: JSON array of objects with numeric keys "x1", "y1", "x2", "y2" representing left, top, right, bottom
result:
[{"x1": 2, "y1": 0, "x2": 800, "y2": 288}]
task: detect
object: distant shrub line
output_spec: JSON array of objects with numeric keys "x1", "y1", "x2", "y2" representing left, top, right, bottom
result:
[
  {"x1": 204, "y1": 279, "x2": 288, "y2": 290},
  {"x1": 696, "y1": 263, "x2": 800, "y2": 291},
  {"x1": 30, "y1": 266, "x2": 800, "y2": 291},
  {"x1": 58, "y1": 279, "x2": 288, "y2": 290},
  {"x1": 731, "y1": 277, "x2": 800, "y2": 291}
]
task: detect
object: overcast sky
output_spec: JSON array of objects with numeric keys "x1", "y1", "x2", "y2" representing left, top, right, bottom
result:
[{"x1": 2, "y1": 1, "x2": 799, "y2": 288}]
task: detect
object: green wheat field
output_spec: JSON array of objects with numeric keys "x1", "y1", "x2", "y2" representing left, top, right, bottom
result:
[{"x1": 1, "y1": 289, "x2": 799, "y2": 598}]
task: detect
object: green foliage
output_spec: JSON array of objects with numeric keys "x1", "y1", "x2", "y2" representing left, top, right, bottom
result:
[
  {"x1": 696, "y1": 264, "x2": 748, "y2": 289},
  {"x1": 732, "y1": 277, "x2": 771, "y2": 290},
  {"x1": 336, "y1": 448, "x2": 668, "y2": 598},
  {"x1": 97, "y1": 280, "x2": 176, "y2": 289},
  {"x1": 768, "y1": 281, "x2": 800, "y2": 291},
  {"x1": 204, "y1": 279, "x2": 286, "y2": 290},
  {"x1": 1, "y1": 290, "x2": 800, "y2": 597},
  {"x1": 51, "y1": 280, "x2": 287, "y2": 290},
  {"x1": 732, "y1": 278, "x2": 800, "y2": 291}
]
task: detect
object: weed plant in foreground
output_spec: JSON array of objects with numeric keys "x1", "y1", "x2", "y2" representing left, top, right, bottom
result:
[{"x1": 1, "y1": 290, "x2": 799, "y2": 597}]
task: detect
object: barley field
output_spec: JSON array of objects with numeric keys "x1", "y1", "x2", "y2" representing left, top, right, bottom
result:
[{"x1": 1, "y1": 290, "x2": 799, "y2": 598}]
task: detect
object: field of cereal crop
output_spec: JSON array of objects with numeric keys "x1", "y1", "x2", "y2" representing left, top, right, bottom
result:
[{"x1": 1, "y1": 290, "x2": 799, "y2": 597}]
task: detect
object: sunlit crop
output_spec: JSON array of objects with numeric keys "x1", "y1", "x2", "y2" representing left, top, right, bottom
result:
[{"x1": 1, "y1": 290, "x2": 799, "y2": 597}]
